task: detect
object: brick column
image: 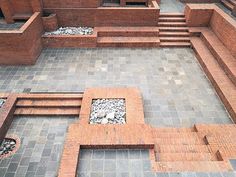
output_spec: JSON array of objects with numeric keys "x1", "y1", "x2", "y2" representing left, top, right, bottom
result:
[
  {"x1": 0, "y1": 0, "x2": 14, "y2": 23},
  {"x1": 30, "y1": 0, "x2": 43, "y2": 13}
]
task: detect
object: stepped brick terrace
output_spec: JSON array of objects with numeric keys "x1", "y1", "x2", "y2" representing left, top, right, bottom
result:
[{"x1": 0, "y1": 0, "x2": 236, "y2": 176}]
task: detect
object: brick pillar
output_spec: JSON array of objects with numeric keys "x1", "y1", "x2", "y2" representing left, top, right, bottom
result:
[
  {"x1": 0, "y1": 0, "x2": 14, "y2": 23},
  {"x1": 30, "y1": 0, "x2": 43, "y2": 13},
  {"x1": 232, "y1": 5, "x2": 236, "y2": 17}
]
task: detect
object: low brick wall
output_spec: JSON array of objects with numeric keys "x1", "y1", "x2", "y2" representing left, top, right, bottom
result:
[
  {"x1": 0, "y1": 12, "x2": 43, "y2": 65},
  {"x1": 185, "y1": 4, "x2": 236, "y2": 58},
  {"x1": 42, "y1": 32, "x2": 97, "y2": 48},
  {"x1": 43, "y1": 1, "x2": 159, "y2": 27}
]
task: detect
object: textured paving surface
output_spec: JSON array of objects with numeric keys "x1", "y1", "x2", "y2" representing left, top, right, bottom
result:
[
  {"x1": 160, "y1": 0, "x2": 185, "y2": 13},
  {"x1": 0, "y1": 117, "x2": 75, "y2": 177},
  {"x1": 0, "y1": 48, "x2": 232, "y2": 127},
  {"x1": 0, "y1": 18, "x2": 24, "y2": 30},
  {"x1": 77, "y1": 149, "x2": 236, "y2": 177}
]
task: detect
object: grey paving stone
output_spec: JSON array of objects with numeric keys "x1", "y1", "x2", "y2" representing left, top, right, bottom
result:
[
  {"x1": 104, "y1": 160, "x2": 116, "y2": 171},
  {"x1": 230, "y1": 160, "x2": 236, "y2": 170},
  {"x1": 91, "y1": 160, "x2": 103, "y2": 172}
]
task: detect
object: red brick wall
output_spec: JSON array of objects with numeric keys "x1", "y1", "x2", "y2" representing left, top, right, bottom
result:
[
  {"x1": 42, "y1": 0, "x2": 100, "y2": 8},
  {"x1": 9, "y1": 0, "x2": 32, "y2": 14},
  {"x1": 210, "y1": 9, "x2": 236, "y2": 58},
  {"x1": 0, "y1": 13, "x2": 43, "y2": 65},
  {"x1": 185, "y1": 4, "x2": 214, "y2": 27},
  {"x1": 44, "y1": 6, "x2": 159, "y2": 27}
]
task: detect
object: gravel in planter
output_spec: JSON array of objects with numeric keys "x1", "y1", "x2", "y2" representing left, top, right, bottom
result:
[
  {"x1": 90, "y1": 99, "x2": 126, "y2": 124},
  {"x1": 44, "y1": 27, "x2": 93, "y2": 35}
]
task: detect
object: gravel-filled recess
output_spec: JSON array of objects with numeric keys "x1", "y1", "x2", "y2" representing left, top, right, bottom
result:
[
  {"x1": 0, "y1": 138, "x2": 17, "y2": 156},
  {"x1": 44, "y1": 27, "x2": 93, "y2": 35},
  {"x1": 90, "y1": 99, "x2": 126, "y2": 124}
]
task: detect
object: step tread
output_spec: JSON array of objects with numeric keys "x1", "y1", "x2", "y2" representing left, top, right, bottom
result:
[
  {"x1": 160, "y1": 42, "x2": 191, "y2": 47},
  {"x1": 159, "y1": 32, "x2": 190, "y2": 36},
  {"x1": 201, "y1": 30, "x2": 236, "y2": 86},
  {"x1": 16, "y1": 99, "x2": 82, "y2": 107},
  {"x1": 191, "y1": 37, "x2": 236, "y2": 116},
  {"x1": 97, "y1": 37, "x2": 160, "y2": 43},
  {"x1": 156, "y1": 144, "x2": 210, "y2": 153},
  {"x1": 159, "y1": 27, "x2": 189, "y2": 31},
  {"x1": 156, "y1": 152, "x2": 216, "y2": 161},
  {"x1": 159, "y1": 17, "x2": 186, "y2": 22},
  {"x1": 96, "y1": 26, "x2": 159, "y2": 32},
  {"x1": 155, "y1": 161, "x2": 232, "y2": 172},
  {"x1": 159, "y1": 13, "x2": 185, "y2": 17},
  {"x1": 14, "y1": 107, "x2": 80, "y2": 115}
]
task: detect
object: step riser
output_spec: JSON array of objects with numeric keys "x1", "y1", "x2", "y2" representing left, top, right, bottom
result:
[
  {"x1": 159, "y1": 28, "x2": 189, "y2": 32},
  {"x1": 160, "y1": 39, "x2": 190, "y2": 42},
  {"x1": 98, "y1": 31, "x2": 159, "y2": 37},
  {"x1": 160, "y1": 14, "x2": 185, "y2": 18},
  {"x1": 159, "y1": 34, "x2": 190, "y2": 37},
  {"x1": 156, "y1": 154, "x2": 215, "y2": 161},
  {"x1": 159, "y1": 19, "x2": 186, "y2": 22},
  {"x1": 97, "y1": 43, "x2": 160, "y2": 47},
  {"x1": 159, "y1": 23, "x2": 187, "y2": 27}
]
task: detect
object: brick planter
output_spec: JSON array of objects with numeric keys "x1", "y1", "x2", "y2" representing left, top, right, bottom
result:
[
  {"x1": 42, "y1": 29, "x2": 97, "y2": 48},
  {"x1": 42, "y1": 13, "x2": 58, "y2": 32}
]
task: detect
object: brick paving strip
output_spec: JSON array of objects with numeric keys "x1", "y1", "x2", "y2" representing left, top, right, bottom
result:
[{"x1": 1, "y1": 88, "x2": 236, "y2": 176}]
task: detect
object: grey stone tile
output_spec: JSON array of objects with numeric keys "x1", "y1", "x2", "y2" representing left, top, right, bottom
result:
[{"x1": 91, "y1": 160, "x2": 103, "y2": 172}]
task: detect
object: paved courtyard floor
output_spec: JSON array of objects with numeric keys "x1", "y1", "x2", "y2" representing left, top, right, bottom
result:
[
  {"x1": 0, "y1": 48, "x2": 234, "y2": 177},
  {"x1": 0, "y1": 48, "x2": 232, "y2": 127}
]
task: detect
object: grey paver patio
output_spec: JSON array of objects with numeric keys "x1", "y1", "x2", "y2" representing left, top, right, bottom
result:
[
  {"x1": 0, "y1": 117, "x2": 75, "y2": 177},
  {"x1": 0, "y1": 48, "x2": 232, "y2": 127}
]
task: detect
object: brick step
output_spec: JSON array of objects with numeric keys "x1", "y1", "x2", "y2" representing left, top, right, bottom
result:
[
  {"x1": 159, "y1": 17, "x2": 186, "y2": 22},
  {"x1": 155, "y1": 152, "x2": 217, "y2": 161},
  {"x1": 156, "y1": 145, "x2": 210, "y2": 153},
  {"x1": 14, "y1": 107, "x2": 80, "y2": 116},
  {"x1": 152, "y1": 127, "x2": 195, "y2": 133},
  {"x1": 97, "y1": 37, "x2": 160, "y2": 47},
  {"x1": 159, "y1": 13, "x2": 185, "y2": 17},
  {"x1": 158, "y1": 22, "x2": 187, "y2": 27},
  {"x1": 160, "y1": 42, "x2": 191, "y2": 47},
  {"x1": 96, "y1": 27, "x2": 159, "y2": 37},
  {"x1": 201, "y1": 30, "x2": 236, "y2": 86},
  {"x1": 159, "y1": 32, "x2": 189, "y2": 37},
  {"x1": 154, "y1": 137, "x2": 205, "y2": 145},
  {"x1": 228, "y1": 0, "x2": 236, "y2": 6},
  {"x1": 12, "y1": 13, "x2": 32, "y2": 20},
  {"x1": 191, "y1": 37, "x2": 236, "y2": 122},
  {"x1": 16, "y1": 99, "x2": 82, "y2": 108},
  {"x1": 155, "y1": 161, "x2": 232, "y2": 172},
  {"x1": 152, "y1": 131, "x2": 199, "y2": 137},
  {"x1": 16, "y1": 93, "x2": 83, "y2": 99},
  {"x1": 160, "y1": 37, "x2": 190, "y2": 42},
  {"x1": 221, "y1": 0, "x2": 234, "y2": 10},
  {"x1": 159, "y1": 27, "x2": 189, "y2": 32}
]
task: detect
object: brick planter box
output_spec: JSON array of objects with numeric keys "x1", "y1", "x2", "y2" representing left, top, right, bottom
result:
[
  {"x1": 42, "y1": 30, "x2": 97, "y2": 48},
  {"x1": 42, "y1": 13, "x2": 58, "y2": 32}
]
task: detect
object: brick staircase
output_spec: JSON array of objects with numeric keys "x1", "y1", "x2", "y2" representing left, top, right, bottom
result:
[
  {"x1": 221, "y1": 0, "x2": 236, "y2": 11},
  {"x1": 151, "y1": 128, "x2": 232, "y2": 172},
  {"x1": 158, "y1": 13, "x2": 191, "y2": 47},
  {"x1": 14, "y1": 93, "x2": 83, "y2": 116},
  {"x1": 96, "y1": 27, "x2": 160, "y2": 47}
]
